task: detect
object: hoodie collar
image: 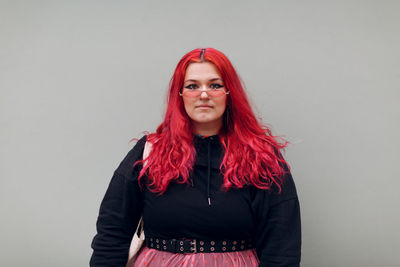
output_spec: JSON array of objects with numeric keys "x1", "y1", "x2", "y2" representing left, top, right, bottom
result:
[
  {"x1": 193, "y1": 135, "x2": 223, "y2": 168},
  {"x1": 192, "y1": 133, "x2": 223, "y2": 207},
  {"x1": 193, "y1": 133, "x2": 219, "y2": 140}
]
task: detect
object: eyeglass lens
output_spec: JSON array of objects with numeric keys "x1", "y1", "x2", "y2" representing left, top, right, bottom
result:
[{"x1": 181, "y1": 89, "x2": 226, "y2": 97}]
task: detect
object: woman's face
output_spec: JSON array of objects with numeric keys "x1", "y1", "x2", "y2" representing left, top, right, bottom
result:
[{"x1": 182, "y1": 62, "x2": 227, "y2": 133}]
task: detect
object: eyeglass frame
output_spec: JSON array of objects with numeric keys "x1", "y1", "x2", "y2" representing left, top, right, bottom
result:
[{"x1": 179, "y1": 87, "x2": 230, "y2": 97}]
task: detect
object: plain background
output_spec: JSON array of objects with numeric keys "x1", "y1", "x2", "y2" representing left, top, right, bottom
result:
[{"x1": 1, "y1": 1, "x2": 399, "y2": 266}]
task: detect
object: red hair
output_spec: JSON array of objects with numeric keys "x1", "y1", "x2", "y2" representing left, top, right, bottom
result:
[{"x1": 133, "y1": 48, "x2": 290, "y2": 194}]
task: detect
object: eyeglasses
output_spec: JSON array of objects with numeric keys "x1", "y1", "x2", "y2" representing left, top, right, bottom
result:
[{"x1": 179, "y1": 87, "x2": 229, "y2": 98}]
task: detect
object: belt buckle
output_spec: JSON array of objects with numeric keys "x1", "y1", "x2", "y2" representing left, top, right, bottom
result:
[{"x1": 189, "y1": 239, "x2": 197, "y2": 253}]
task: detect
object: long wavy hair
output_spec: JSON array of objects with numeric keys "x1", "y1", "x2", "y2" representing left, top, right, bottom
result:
[{"x1": 133, "y1": 47, "x2": 290, "y2": 194}]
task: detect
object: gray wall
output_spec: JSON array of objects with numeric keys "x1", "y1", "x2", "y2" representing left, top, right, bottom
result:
[{"x1": 1, "y1": 1, "x2": 399, "y2": 266}]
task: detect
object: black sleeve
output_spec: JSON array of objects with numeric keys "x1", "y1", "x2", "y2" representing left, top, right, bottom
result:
[
  {"x1": 90, "y1": 135, "x2": 147, "y2": 267},
  {"x1": 252, "y1": 160, "x2": 302, "y2": 267}
]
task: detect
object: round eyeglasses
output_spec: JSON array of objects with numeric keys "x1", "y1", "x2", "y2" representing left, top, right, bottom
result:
[{"x1": 179, "y1": 88, "x2": 229, "y2": 98}]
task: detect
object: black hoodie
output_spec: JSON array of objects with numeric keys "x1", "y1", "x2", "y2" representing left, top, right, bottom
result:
[{"x1": 90, "y1": 134, "x2": 301, "y2": 266}]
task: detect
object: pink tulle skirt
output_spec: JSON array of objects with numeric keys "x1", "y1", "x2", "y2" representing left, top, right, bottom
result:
[{"x1": 133, "y1": 246, "x2": 259, "y2": 267}]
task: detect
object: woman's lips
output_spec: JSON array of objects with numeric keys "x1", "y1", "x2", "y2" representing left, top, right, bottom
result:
[{"x1": 197, "y1": 105, "x2": 212, "y2": 109}]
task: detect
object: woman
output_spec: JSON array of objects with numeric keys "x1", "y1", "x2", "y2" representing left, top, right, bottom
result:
[{"x1": 90, "y1": 48, "x2": 301, "y2": 267}]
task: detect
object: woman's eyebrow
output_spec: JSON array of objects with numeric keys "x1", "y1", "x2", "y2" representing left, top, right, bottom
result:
[{"x1": 184, "y1": 78, "x2": 223, "y2": 83}]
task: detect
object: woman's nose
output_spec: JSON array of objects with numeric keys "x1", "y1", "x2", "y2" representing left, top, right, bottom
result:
[
  {"x1": 199, "y1": 91, "x2": 209, "y2": 99},
  {"x1": 199, "y1": 86, "x2": 210, "y2": 98}
]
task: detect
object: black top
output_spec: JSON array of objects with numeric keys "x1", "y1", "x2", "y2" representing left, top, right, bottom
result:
[{"x1": 90, "y1": 134, "x2": 301, "y2": 267}]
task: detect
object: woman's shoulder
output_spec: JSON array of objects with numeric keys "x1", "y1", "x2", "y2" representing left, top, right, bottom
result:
[
  {"x1": 114, "y1": 134, "x2": 148, "y2": 178},
  {"x1": 249, "y1": 160, "x2": 299, "y2": 207}
]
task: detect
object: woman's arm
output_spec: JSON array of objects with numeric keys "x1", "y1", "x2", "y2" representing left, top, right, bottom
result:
[
  {"x1": 90, "y1": 136, "x2": 146, "y2": 267},
  {"x1": 253, "y1": 162, "x2": 302, "y2": 267},
  {"x1": 256, "y1": 196, "x2": 301, "y2": 266}
]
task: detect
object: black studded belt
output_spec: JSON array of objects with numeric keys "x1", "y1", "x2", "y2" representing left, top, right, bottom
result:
[{"x1": 145, "y1": 237, "x2": 253, "y2": 253}]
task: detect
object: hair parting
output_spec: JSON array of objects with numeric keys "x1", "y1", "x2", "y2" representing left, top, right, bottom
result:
[{"x1": 200, "y1": 48, "x2": 205, "y2": 61}]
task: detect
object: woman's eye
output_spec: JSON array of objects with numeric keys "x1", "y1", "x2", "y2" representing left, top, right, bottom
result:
[
  {"x1": 185, "y1": 84, "x2": 197, "y2": 90},
  {"x1": 211, "y1": 84, "x2": 224, "y2": 89}
]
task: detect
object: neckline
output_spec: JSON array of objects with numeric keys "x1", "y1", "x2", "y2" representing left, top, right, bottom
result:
[
  {"x1": 193, "y1": 133, "x2": 219, "y2": 140},
  {"x1": 197, "y1": 134, "x2": 216, "y2": 138}
]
